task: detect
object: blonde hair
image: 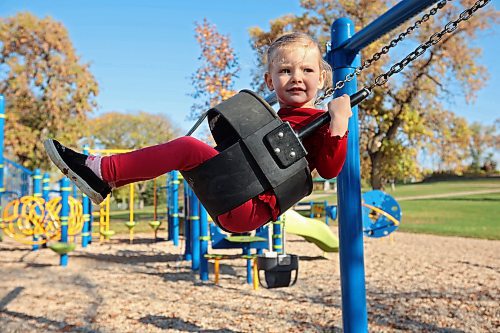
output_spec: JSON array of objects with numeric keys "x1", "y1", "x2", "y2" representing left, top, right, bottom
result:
[{"x1": 266, "y1": 32, "x2": 333, "y2": 89}]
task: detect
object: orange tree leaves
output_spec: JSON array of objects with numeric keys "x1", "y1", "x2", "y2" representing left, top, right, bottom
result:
[
  {"x1": 189, "y1": 19, "x2": 239, "y2": 120},
  {"x1": 0, "y1": 12, "x2": 98, "y2": 169}
]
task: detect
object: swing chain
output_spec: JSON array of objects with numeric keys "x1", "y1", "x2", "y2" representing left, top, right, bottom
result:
[
  {"x1": 317, "y1": 0, "x2": 451, "y2": 105},
  {"x1": 369, "y1": 0, "x2": 490, "y2": 89}
]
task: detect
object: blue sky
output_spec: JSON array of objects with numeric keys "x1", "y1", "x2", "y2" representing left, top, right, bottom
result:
[{"x1": 1, "y1": 0, "x2": 498, "y2": 134}]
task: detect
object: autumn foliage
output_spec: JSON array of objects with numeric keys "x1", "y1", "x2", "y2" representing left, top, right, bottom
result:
[
  {"x1": 189, "y1": 19, "x2": 239, "y2": 120},
  {"x1": 0, "y1": 13, "x2": 98, "y2": 169}
]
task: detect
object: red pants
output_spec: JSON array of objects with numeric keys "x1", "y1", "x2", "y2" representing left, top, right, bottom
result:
[{"x1": 101, "y1": 136, "x2": 273, "y2": 232}]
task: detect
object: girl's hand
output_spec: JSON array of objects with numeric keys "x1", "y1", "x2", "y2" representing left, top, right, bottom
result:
[{"x1": 328, "y1": 94, "x2": 352, "y2": 137}]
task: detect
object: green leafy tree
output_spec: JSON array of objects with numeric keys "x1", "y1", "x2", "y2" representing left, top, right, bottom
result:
[
  {"x1": 0, "y1": 13, "x2": 98, "y2": 169},
  {"x1": 189, "y1": 19, "x2": 239, "y2": 120},
  {"x1": 249, "y1": 0, "x2": 498, "y2": 188}
]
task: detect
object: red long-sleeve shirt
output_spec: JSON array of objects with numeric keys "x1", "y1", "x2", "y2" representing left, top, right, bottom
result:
[{"x1": 257, "y1": 107, "x2": 348, "y2": 220}]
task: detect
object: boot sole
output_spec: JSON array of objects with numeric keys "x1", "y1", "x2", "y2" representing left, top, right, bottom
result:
[{"x1": 44, "y1": 140, "x2": 105, "y2": 205}]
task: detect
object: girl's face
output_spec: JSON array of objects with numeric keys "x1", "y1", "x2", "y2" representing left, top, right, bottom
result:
[{"x1": 265, "y1": 44, "x2": 326, "y2": 109}]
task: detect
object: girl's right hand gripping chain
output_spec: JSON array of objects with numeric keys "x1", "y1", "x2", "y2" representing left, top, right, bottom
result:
[{"x1": 328, "y1": 94, "x2": 352, "y2": 137}]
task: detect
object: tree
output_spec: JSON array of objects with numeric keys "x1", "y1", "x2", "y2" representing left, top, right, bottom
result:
[
  {"x1": 467, "y1": 120, "x2": 499, "y2": 173},
  {"x1": 88, "y1": 111, "x2": 178, "y2": 149},
  {"x1": 189, "y1": 19, "x2": 239, "y2": 120},
  {"x1": 88, "y1": 111, "x2": 179, "y2": 207},
  {"x1": 249, "y1": 0, "x2": 497, "y2": 189},
  {"x1": 0, "y1": 13, "x2": 98, "y2": 169}
]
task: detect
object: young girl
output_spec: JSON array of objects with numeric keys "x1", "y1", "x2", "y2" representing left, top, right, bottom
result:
[{"x1": 44, "y1": 32, "x2": 352, "y2": 233}]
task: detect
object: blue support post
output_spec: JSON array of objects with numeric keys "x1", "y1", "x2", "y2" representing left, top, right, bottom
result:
[
  {"x1": 183, "y1": 180, "x2": 192, "y2": 261},
  {"x1": 82, "y1": 192, "x2": 91, "y2": 247},
  {"x1": 167, "y1": 173, "x2": 172, "y2": 240},
  {"x1": 59, "y1": 178, "x2": 71, "y2": 267},
  {"x1": 330, "y1": 18, "x2": 368, "y2": 332},
  {"x1": 32, "y1": 169, "x2": 42, "y2": 251},
  {"x1": 171, "y1": 171, "x2": 179, "y2": 246},
  {"x1": 199, "y1": 203, "x2": 209, "y2": 281},
  {"x1": 82, "y1": 146, "x2": 91, "y2": 247},
  {"x1": 272, "y1": 217, "x2": 283, "y2": 254},
  {"x1": 243, "y1": 245, "x2": 252, "y2": 284},
  {"x1": 189, "y1": 191, "x2": 200, "y2": 270},
  {"x1": 42, "y1": 173, "x2": 50, "y2": 201}
]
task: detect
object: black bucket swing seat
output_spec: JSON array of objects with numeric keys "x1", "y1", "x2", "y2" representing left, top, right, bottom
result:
[{"x1": 181, "y1": 88, "x2": 369, "y2": 230}]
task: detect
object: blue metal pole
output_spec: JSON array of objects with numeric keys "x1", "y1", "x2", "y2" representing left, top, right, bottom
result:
[
  {"x1": 32, "y1": 169, "x2": 42, "y2": 251},
  {"x1": 42, "y1": 173, "x2": 50, "y2": 201},
  {"x1": 272, "y1": 217, "x2": 283, "y2": 254},
  {"x1": 167, "y1": 173, "x2": 172, "y2": 240},
  {"x1": 189, "y1": 191, "x2": 200, "y2": 271},
  {"x1": 331, "y1": 18, "x2": 368, "y2": 333},
  {"x1": 199, "y1": 203, "x2": 209, "y2": 281},
  {"x1": 184, "y1": 180, "x2": 192, "y2": 261},
  {"x1": 172, "y1": 171, "x2": 179, "y2": 246},
  {"x1": 338, "y1": 0, "x2": 441, "y2": 53},
  {"x1": 82, "y1": 146, "x2": 91, "y2": 247},
  {"x1": 244, "y1": 245, "x2": 252, "y2": 284},
  {"x1": 60, "y1": 178, "x2": 71, "y2": 267}
]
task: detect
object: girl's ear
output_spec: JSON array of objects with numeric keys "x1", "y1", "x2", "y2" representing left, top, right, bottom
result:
[
  {"x1": 318, "y1": 69, "x2": 326, "y2": 90},
  {"x1": 264, "y1": 72, "x2": 274, "y2": 91}
]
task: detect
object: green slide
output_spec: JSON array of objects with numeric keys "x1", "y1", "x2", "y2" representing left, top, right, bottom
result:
[{"x1": 283, "y1": 210, "x2": 339, "y2": 253}]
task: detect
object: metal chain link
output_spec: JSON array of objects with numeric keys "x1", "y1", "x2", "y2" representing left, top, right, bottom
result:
[
  {"x1": 316, "y1": 0, "x2": 451, "y2": 104},
  {"x1": 369, "y1": 0, "x2": 490, "y2": 89}
]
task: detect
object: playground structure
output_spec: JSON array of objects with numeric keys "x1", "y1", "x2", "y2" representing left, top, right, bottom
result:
[{"x1": 1, "y1": 0, "x2": 490, "y2": 331}]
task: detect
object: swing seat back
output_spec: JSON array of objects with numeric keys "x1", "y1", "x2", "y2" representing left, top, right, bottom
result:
[{"x1": 181, "y1": 90, "x2": 312, "y2": 225}]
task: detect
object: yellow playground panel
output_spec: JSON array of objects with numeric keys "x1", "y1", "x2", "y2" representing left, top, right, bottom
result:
[{"x1": 1, "y1": 195, "x2": 83, "y2": 245}]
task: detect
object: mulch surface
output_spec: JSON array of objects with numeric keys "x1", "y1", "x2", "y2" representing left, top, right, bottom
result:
[{"x1": 1, "y1": 230, "x2": 498, "y2": 332}]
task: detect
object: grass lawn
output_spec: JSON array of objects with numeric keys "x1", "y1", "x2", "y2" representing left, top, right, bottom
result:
[
  {"x1": 386, "y1": 178, "x2": 500, "y2": 199},
  {"x1": 399, "y1": 192, "x2": 500, "y2": 240},
  {"x1": 305, "y1": 178, "x2": 500, "y2": 240}
]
